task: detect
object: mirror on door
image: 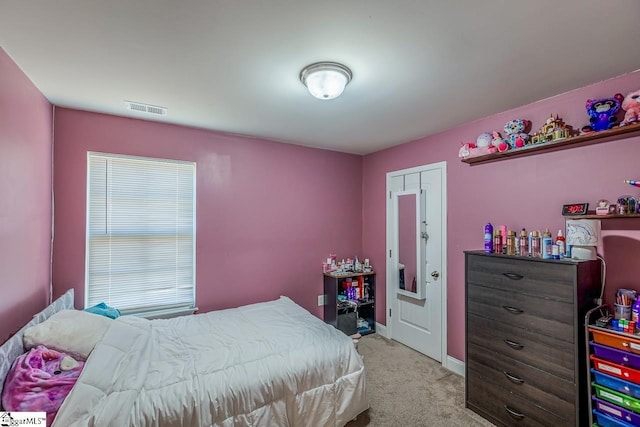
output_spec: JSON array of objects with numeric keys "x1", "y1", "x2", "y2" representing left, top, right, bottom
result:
[
  {"x1": 398, "y1": 192, "x2": 417, "y2": 293},
  {"x1": 394, "y1": 189, "x2": 425, "y2": 300}
]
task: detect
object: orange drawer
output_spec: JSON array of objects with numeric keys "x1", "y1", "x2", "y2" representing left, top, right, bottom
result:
[{"x1": 590, "y1": 328, "x2": 640, "y2": 355}]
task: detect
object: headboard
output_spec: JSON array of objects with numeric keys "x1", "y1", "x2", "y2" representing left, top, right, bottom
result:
[{"x1": 0, "y1": 289, "x2": 75, "y2": 399}]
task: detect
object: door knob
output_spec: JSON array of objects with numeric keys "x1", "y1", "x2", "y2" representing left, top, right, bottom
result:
[{"x1": 431, "y1": 271, "x2": 439, "y2": 279}]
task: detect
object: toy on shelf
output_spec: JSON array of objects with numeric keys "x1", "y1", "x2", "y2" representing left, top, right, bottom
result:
[
  {"x1": 503, "y1": 119, "x2": 530, "y2": 148},
  {"x1": 476, "y1": 132, "x2": 492, "y2": 148},
  {"x1": 530, "y1": 114, "x2": 573, "y2": 144},
  {"x1": 491, "y1": 131, "x2": 509, "y2": 152},
  {"x1": 620, "y1": 89, "x2": 640, "y2": 126},
  {"x1": 581, "y1": 93, "x2": 624, "y2": 133},
  {"x1": 458, "y1": 141, "x2": 496, "y2": 159},
  {"x1": 458, "y1": 142, "x2": 473, "y2": 158},
  {"x1": 458, "y1": 132, "x2": 499, "y2": 159},
  {"x1": 595, "y1": 199, "x2": 613, "y2": 216}
]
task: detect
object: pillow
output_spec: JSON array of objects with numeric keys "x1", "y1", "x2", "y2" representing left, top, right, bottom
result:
[{"x1": 23, "y1": 310, "x2": 111, "y2": 359}]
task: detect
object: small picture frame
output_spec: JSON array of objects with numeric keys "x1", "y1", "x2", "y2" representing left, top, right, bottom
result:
[{"x1": 562, "y1": 203, "x2": 589, "y2": 216}]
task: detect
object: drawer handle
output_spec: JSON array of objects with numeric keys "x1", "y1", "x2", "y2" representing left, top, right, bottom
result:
[
  {"x1": 504, "y1": 339, "x2": 524, "y2": 350},
  {"x1": 504, "y1": 405, "x2": 525, "y2": 420},
  {"x1": 502, "y1": 305, "x2": 524, "y2": 315},
  {"x1": 503, "y1": 371, "x2": 525, "y2": 384},
  {"x1": 503, "y1": 272, "x2": 524, "y2": 280}
]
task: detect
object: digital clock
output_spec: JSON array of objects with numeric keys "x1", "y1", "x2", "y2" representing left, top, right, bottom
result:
[{"x1": 562, "y1": 203, "x2": 589, "y2": 216}]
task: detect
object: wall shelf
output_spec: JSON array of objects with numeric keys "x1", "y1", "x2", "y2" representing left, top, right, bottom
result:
[
  {"x1": 563, "y1": 213, "x2": 640, "y2": 220},
  {"x1": 461, "y1": 123, "x2": 640, "y2": 165}
]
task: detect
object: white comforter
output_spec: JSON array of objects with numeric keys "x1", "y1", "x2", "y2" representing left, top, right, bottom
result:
[{"x1": 53, "y1": 297, "x2": 367, "y2": 427}]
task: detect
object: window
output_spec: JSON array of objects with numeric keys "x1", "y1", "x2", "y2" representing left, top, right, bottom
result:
[{"x1": 86, "y1": 153, "x2": 196, "y2": 316}]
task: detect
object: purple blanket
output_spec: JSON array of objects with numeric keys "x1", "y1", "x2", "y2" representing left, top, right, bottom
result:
[{"x1": 2, "y1": 345, "x2": 84, "y2": 425}]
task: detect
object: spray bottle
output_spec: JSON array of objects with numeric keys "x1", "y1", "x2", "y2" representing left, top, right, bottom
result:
[
  {"x1": 484, "y1": 223, "x2": 494, "y2": 253},
  {"x1": 555, "y1": 230, "x2": 566, "y2": 258}
]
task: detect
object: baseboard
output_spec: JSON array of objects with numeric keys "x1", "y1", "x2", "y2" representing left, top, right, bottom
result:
[
  {"x1": 374, "y1": 322, "x2": 387, "y2": 338},
  {"x1": 446, "y1": 355, "x2": 465, "y2": 376}
]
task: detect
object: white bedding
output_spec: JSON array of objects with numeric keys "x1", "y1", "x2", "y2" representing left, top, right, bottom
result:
[{"x1": 53, "y1": 296, "x2": 368, "y2": 427}]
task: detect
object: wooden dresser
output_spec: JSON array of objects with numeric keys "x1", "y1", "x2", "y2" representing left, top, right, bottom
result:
[{"x1": 465, "y1": 251, "x2": 601, "y2": 427}]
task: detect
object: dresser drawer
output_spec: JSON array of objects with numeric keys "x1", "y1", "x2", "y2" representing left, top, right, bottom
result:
[
  {"x1": 467, "y1": 371, "x2": 571, "y2": 427},
  {"x1": 467, "y1": 254, "x2": 575, "y2": 303},
  {"x1": 468, "y1": 313, "x2": 575, "y2": 380},
  {"x1": 467, "y1": 283, "x2": 574, "y2": 341},
  {"x1": 467, "y1": 342, "x2": 574, "y2": 417}
]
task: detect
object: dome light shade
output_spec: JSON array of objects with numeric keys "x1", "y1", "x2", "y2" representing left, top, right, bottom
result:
[{"x1": 300, "y1": 62, "x2": 352, "y2": 100}]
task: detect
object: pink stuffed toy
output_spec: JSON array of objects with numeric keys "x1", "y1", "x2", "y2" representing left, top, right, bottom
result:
[
  {"x1": 620, "y1": 89, "x2": 640, "y2": 126},
  {"x1": 2, "y1": 346, "x2": 84, "y2": 425}
]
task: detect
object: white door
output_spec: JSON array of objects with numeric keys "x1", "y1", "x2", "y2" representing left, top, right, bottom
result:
[{"x1": 386, "y1": 162, "x2": 446, "y2": 362}]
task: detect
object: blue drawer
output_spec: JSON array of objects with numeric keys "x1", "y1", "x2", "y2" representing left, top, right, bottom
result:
[
  {"x1": 593, "y1": 409, "x2": 636, "y2": 427},
  {"x1": 592, "y1": 369, "x2": 640, "y2": 400}
]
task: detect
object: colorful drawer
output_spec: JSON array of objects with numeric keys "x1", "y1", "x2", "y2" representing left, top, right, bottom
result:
[
  {"x1": 592, "y1": 342, "x2": 640, "y2": 370},
  {"x1": 592, "y1": 355, "x2": 640, "y2": 383},
  {"x1": 593, "y1": 409, "x2": 636, "y2": 427},
  {"x1": 592, "y1": 369, "x2": 640, "y2": 400},
  {"x1": 591, "y1": 328, "x2": 640, "y2": 355},
  {"x1": 593, "y1": 396, "x2": 640, "y2": 425},
  {"x1": 593, "y1": 382, "x2": 640, "y2": 413}
]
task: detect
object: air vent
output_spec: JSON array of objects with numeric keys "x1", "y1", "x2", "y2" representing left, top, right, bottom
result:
[{"x1": 124, "y1": 101, "x2": 167, "y2": 116}]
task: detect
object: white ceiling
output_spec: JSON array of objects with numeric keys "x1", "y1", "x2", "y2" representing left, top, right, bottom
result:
[{"x1": 1, "y1": 1, "x2": 639, "y2": 155}]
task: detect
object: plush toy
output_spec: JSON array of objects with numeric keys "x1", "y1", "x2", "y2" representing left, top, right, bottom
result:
[
  {"x1": 503, "y1": 119, "x2": 530, "y2": 148},
  {"x1": 458, "y1": 142, "x2": 475, "y2": 158},
  {"x1": 620, "y1": 89, "x2": 640, "y2": 126},
  {"x1": 476, "y1": 132, "x2": 492, "y2": 148},
  {"x1": 491, "y1": 131, "x2": 509, "y2": 152},
  {"x1": 583, "y1": 93, "x2": 624, "y2": 132},
  {"x1": 458, "y1": 141, "x2": 497, "y2": 158}
]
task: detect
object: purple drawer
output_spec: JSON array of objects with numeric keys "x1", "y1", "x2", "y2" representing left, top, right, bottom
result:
[
  {"x1": 592, "y1": 342, "x2": 640, "y2": 369},
  {"x1": 594, "y1": 397, "x2": 640, "y2": 425}
]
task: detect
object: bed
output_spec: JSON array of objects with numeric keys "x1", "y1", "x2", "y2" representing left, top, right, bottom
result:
[{"x1": 0, "y1": 290, "x2": 368, "y2": 426}]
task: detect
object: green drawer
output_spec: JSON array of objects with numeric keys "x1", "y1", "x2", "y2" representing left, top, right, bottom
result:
[{"x1": 593, "y1": 382, "x2": 640, "y2": 413}]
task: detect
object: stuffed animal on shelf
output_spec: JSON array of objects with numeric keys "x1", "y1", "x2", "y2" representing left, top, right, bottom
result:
[
  {"x1": 620, "y1": 89, "x2": 640, "y2": 126},
  {"x1": 458, "y1": 141, "x2": 496, "y2": 158},
  {"x1": 458, "y1": 142, "x2": 475, "y2": 158},
  {"x1": 503, "y1": 119, "x2": 530, "y2": 148},
  {"x1": 476, "y1": 132, "x2": 492, "y2": 148},
  {"x1": 582, "y1": 93, "x2": 624, "y2": 132},
  {"x1": 491, "y1": 131, "x2": 509, "y2": 152}
]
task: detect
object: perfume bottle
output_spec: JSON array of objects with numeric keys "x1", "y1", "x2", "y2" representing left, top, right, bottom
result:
[
  {"x1": 518, "y1": 229, "x2": 528, "y2": 257},
  {"x1": 542, "y1": 229, "x2": 553, "y2": 259},
  {"x1": 506, "y1": 230, "x2": 516, "y2": 255},
  {"x1": 493, "y1": 230, "x2": 502, "y2": 255},
  {"x1": 531, "y1": 230, "x2": 541, "y2": 258}
]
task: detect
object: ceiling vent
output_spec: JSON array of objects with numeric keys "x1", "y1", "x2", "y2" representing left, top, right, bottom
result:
[{"x1": 124, "y1": 101, "x2": 167, "y2": 116}]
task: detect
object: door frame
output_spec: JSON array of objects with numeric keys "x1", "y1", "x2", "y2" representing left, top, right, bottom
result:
[{"x1": 385, "y1": 161, "x2": 448, "y2": 367}]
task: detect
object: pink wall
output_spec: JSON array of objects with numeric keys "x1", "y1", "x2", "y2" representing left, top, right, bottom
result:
[
  {"x1": 363, "y1": 70, "x2": 640, "y2": 362},
  {"x1": 0, "y1": 48, "x2": 53, "y2": 342},
  {"x1": 52, "y1": 108, "x2": 363, "y2": 317}
]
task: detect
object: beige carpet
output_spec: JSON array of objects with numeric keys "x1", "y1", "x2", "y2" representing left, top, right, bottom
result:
[{"x1": 345, "y1": 334, "x2": 495, "y2": 427}]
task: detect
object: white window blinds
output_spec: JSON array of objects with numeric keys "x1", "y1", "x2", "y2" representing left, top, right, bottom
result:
[{"x1": 86, "y1": 153, "x2": 196, "y2": 315}]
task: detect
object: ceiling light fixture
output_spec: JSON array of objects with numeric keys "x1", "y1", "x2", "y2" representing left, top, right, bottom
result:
[{"x1": 299, "y1": 62, "x2": 352, "y2": 100}]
